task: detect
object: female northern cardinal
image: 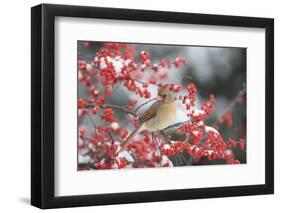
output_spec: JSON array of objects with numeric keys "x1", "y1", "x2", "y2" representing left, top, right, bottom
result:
[{"x1": 121, "y1": 85, "x2": 176, "y2": 151}]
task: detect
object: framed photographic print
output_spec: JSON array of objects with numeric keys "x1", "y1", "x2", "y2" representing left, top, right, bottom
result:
[{"x1": 31, "y1": 4, "x2": 274, "y2": 209}]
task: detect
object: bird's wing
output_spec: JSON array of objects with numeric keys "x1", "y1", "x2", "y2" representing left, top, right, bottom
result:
[{"x1": 139, "y1": 100, "x2": 160, "y2": 123}]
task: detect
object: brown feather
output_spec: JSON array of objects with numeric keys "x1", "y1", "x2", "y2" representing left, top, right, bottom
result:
[
  {"x1": 138, "y1": 100, "x2": 160, "y2": 123},
  {"x1": 120, "y1": 86, "x2": 175, "y2": 151},
  {"x1": 121, "y1": 100, "x2": 159, "y2": 151}
]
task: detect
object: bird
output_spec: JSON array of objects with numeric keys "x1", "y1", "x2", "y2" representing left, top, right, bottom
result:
[{"x1": 120, "y1": 85, "x2": 176, "y2": 151}]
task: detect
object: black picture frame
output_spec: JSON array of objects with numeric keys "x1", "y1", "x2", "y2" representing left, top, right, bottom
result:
[{"x1": 31, "y1": 3, "x2": 274, "y2": 209}]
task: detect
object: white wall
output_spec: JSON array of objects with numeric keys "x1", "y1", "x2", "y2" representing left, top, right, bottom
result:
[{"x1": 0, "y1": 0, "x2": 279, "y2": 212}]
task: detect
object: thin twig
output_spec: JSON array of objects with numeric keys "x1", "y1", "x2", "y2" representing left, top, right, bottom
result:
[
  {"x1": 107, "y1": 132, "x2": 114, "y2": 144},
  {"x1": 177, "y1": 154, "x2": 184, "y2": 166},
  {"x1": 213, "y1": 87, "x2": 246, "y2": 127},
  {"x1": 85, "y1": 104, "x2": 137, "y2": 117},
  {"x1": 151, "y1": 133, "x2": 163, "y2": 166},
  {"x1": 160, "y1": 130, "x2": 172, "y2": 144},
  {"x1": 159, "y1": 130, "x2": 191, "y2": 166},
  {"x1": 174, "y1": 154, "x2": 179, "y2": 166},
  {"x1": 134, "y1": 98, "x2": 157, "y2": 113},
  {"x1": 87, "y1": 113, "x2": 97, "y2": 134},
  {"x1": 132, "y1": 78, "x2": 160, "y2": 87},
  {"x1": 179, "y1": 153, "x2": 189, "y2": 165},
  {"x1": 163, "y1": 121, "x2": 190, "y2": 131}
]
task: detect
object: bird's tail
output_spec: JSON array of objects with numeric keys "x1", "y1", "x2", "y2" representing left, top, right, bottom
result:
[{"x1": 120, "y1": 123, "x2": 145, "y2": 151}]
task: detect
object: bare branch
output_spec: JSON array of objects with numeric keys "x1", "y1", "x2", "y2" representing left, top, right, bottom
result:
[
  {"x1": 151, "y1": 132, "x2": 162, "y2": 166},
  {"x1": 132, "y1": 78, "x2": 160, "y2": 87},
  {"x1": 134, "y1": 98, "x2": 157, "y2": 113},
  {"x1": 213, "y1": 87, "x2": 246, "y2": 127},
  {"x1": 163, "y1": 121, "x2": 189, "y2": 131},
  {"x1": 85, "y1": 104, "x2": 137, "y2": 117}
]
